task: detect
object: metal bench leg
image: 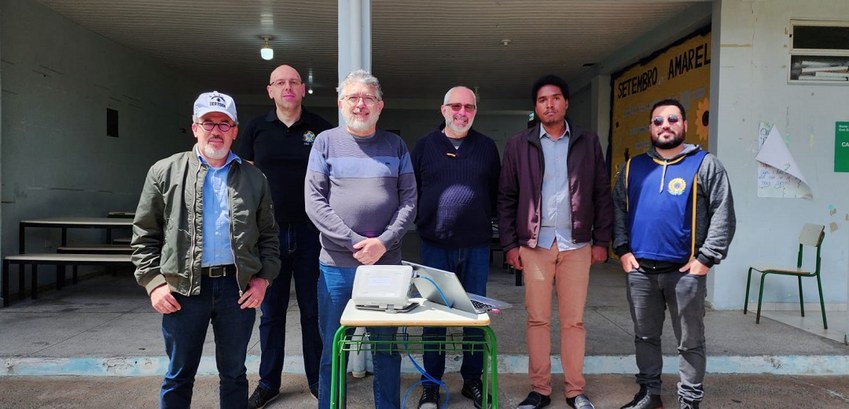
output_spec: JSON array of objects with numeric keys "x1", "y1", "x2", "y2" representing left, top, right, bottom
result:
[
  {"x1": 31, "y1": 264, "x2": 39, "y2": 300},
  {"x1": 756, "y1": 273, "x2": 767, "y2": 324},
  {"x1": 19, "y1": 264, "x2": 26, "y2": 302},
  {"x1": 2, "y1": 260, "x2": 9, "y2": 307},
  {"x1": 816, "y1": 275, "x2": 828, "y2": 330},
  {"x1": 744, "y1": 268, "x2": 754, "y2": 314},
  {"x1": 57, "y1": 265, "x2": 65, "y2": 290}
]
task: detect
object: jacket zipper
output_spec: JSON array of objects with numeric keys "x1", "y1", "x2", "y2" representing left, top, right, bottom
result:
[
  {"x1": 229, "y1": 165, "x2": 243, "y2": 296},
  {"x1": 190, "y1": 160, "x2": 203, "y2": 292}
]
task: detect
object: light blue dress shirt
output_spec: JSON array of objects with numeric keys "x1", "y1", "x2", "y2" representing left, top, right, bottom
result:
[
  {"x1": 537, "y1": 122, "x2": 587, "y2": 252},
  {"x1": 196, "y1": 147, "x2": 241, "y2": 267}
]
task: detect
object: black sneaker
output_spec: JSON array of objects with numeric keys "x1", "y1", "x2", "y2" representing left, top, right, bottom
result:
[
  {"x1": 247, "y1": 386, "x2": 279, "y2": 409},
  {"x1": 461, "y1": 379, "x2": 491, "y2": 409},
  {"x1": 517, "y1": 391, "x2": 551, "y2": 409},
  {"x1": 309, "y1": 385, "x2": 319, "y2": 401},
  {"x1": 418, "y1": 385, "x2": 440, "y2": 409},
  {"x1": 566, "y1": 394, "x2": 595, "y2": 409},
  {"x1": 620, "y1": 387, "x2": 663, "y2": 409}
]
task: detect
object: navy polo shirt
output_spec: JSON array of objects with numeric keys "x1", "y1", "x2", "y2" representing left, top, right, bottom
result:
[{"x1": 236, "y1": 107, "x2": 333, "y2": 224}]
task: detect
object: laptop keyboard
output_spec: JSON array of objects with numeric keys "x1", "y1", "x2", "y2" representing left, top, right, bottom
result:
[{"x1": 471, "y1": 299, "x2": 495, "y2": 311}]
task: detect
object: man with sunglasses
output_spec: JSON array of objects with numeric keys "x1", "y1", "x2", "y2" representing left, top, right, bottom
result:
[
  {"x1": 236, "y1": 64, "x2": 332, "y2": 408},
  {"x1": 306, "y1": 70, "x2": 417, "y2": 409},
  {"x1": 411, "y1": 86, "x2": 500, "y2": 409},
  {"x1": 613, "y1": 99, "x2": 735, "y2": 409},
  {"x1": 498, "y1": 75, "x2": 612, "y2": 409},
  {"x1": 132, "y1": 91, "x2": 281, "y2": 408}
]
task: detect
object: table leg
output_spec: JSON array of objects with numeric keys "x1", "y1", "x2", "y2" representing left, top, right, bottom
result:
[
  {"x1": 330, "y1": 325, "x2": 347, "y2": 409},
  {"x1": 483, "y1": 326, "x2": 498, "y2": 409},
  {"x1": 19, "y1": 224, "x2": 25, "y2": 254}
]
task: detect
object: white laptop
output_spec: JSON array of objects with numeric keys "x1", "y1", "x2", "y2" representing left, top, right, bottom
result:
[
  {"x1": 351, "y1": 264, "x2": 417, "y2": 313},
  {"x1": 402, "y1": 260, "x2": 512, "y2": 314}
]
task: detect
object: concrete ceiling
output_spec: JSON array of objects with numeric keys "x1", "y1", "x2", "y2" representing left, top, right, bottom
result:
[{"x1": 35, "y1": 0, "x2": 709, "y2": 101}]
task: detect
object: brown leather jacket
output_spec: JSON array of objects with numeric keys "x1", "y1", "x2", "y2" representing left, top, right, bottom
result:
[{"x1": 497, "y1": 122, "x2": 613, "y2": 252}]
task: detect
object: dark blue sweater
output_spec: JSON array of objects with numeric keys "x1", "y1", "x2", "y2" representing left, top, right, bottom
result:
[{"x1": 411, "y1": 127, "x2": 501, "y2": 248}]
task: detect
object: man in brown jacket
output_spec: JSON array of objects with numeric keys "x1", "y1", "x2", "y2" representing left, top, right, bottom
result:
[{"x1": 498, "y1": 74, "x2": 612, "y2": 409}]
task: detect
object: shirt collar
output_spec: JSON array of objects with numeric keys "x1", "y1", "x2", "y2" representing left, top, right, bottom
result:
[
  {"x1": 264, "y1": 107, "x2": 305, "y2": 126},
  {"x1": 539, "y1": 121, "x2": 570, "y2": 141}
]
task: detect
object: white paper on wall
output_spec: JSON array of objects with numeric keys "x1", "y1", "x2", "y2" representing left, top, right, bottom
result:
[{"x1": 755, "y1": 123, "x2": 812, "y2": 199}]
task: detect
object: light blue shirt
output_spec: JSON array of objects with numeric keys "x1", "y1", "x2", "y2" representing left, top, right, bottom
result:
[
  {"x1": 196, "y1": 147, "x2": 241, "y2": 267},
  {"x1": 537, "y1": 123, "x2": 586, "y2": 252}
]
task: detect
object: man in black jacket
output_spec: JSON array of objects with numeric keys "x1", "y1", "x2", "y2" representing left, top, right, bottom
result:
[{"x1": 236, "y1": 64, "x2": 332, "y2": 408}]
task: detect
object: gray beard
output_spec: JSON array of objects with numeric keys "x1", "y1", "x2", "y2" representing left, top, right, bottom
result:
[
  {"x1": 445, "y1": 121, "x2": 472, "y2": 135},
  {"x1": 203, "y1": 145, "x2": 228, "y2": 161}
]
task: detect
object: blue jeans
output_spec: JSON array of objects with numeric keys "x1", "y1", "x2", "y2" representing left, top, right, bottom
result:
[
  {"x1": 160, "y1": 275, "x2": 256, "y2": 409},
  {"x1": 419, "y1": 241, "x2": 489, "y2": 384},
  {"x1": 626, "y1": 270, "x2": 707, "y2": 403},
  {"x1": 317, "y1": 263, "x2": 401, "y2": 409},
  {"x1": 257, "y1": 223, "x2": 322, "y2": 391}
]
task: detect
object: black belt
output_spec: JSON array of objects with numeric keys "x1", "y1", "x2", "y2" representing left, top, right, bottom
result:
[
  {"x1": 201, "y1": 265, "x2": 236, "y2": 278},
  {"x1": 636, "y1": 259, "x2": 685, "y2": 274}
]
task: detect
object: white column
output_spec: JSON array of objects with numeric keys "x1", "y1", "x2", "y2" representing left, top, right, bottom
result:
[
  {"x1": 337, "y1": 0, "x2": 371, "y2": 125},
  {"x1": 338, "y1": 0, "x2": 373, "y2": 373}
]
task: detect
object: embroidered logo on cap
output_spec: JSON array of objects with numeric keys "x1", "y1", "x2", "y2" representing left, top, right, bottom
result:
[{"x1": 208, "y1": 95, "x2": 227, "y2": 108}]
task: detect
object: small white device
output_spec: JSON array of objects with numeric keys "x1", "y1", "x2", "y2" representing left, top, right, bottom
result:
[{"x1": 351, "y1": 264, "x2": 416, "y2": 313}]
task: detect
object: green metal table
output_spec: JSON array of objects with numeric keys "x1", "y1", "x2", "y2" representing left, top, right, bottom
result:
[{"x1": 330, "y1": 299, "x2": 498, "y2": 408}]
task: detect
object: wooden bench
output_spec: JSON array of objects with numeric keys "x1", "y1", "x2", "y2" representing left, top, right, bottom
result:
[
  {"x1": 57, "y1": 245, "x2": 133, "y2": 255},
  {"x1": 56, "y1": 245, "x2": 133, "y2": 283},
  {"x1": 2, "y1": 253, "x2": 132, "y2": 307}
]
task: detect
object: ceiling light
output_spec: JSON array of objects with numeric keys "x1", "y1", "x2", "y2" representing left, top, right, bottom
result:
[
  {"x1": 501, "y1": 39, "x2": 511, "y2": 46},
  {"x1": 260, "y1": 35, "x2": 273, "y2": 60},
  {"x1": 308, "y1": 88, "x2": 314, "y2": 95}
]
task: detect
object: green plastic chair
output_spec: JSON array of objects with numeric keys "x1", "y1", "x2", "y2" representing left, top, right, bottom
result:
[{"x1": 744, "y1": 223, "x2": 827, "y2": 329}]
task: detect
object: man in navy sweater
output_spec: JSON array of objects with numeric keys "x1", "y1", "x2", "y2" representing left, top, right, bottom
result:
[{"x1": 411, "y1": 86, "x2": 501, "y2": 409}]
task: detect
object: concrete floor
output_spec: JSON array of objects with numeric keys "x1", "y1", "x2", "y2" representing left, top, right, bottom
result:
[
  {"x1": 1, "y1": 233, "x2": 848, "y2": 408},
  {"x1": 1, "y1": 373, "x2": 849, "y2": 408}
]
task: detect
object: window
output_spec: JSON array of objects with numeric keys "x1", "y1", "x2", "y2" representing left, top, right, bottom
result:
[{"x1": 789, "y1": 20, "x2": 849, "y2": 83}]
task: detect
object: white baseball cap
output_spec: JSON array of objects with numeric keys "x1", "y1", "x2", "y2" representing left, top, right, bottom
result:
[{"x1": 193, "y1": 91, "x2": 237, "y2": 123}]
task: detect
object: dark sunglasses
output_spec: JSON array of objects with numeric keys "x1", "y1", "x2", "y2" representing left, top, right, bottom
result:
[
  {"x1": 651, "y1": 114, "x2": 681, "y2": 126},
  {"x1": 444, "y1": 103, "x2": 477, "y2": 112}
]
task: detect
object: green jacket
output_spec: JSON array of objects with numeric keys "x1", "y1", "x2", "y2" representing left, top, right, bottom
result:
[{"x1": 132, "y1": 151, "x2": 280, "y2": 296}]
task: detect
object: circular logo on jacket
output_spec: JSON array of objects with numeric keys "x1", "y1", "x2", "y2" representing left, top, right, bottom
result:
[
  {"x1": 303, "y1": 131, "x2": 316, "y2": 144},
  {"x1": 667, "y1": 177, "x2": 687, "y2": 195}
]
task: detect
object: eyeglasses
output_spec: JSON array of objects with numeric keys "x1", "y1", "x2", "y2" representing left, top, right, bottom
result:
[
  {"x1": 343, "y1": 94, "x2": 380, "y2": 105},
  {"x1": 269, "y1": 79, "x2": 302, "y2": 87},
  {"x1": 196, "y1": 121, "x2": 234, "y2": 132},
  {"x1": 651, "y1": 114, "x2": 682, "y2": 126},
  {"x1": 444, "y1": 103, "x2": 477, "y2": 113}
]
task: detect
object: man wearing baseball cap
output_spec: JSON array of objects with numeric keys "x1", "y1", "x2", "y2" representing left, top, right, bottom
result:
[{"x1": 132, "y1": 91, "x2": 281, "y2": 408}]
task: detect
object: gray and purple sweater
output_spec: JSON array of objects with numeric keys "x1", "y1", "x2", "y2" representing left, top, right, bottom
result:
[{"x1": 305, "y1": 126, "x2": 417, "y2": 267}]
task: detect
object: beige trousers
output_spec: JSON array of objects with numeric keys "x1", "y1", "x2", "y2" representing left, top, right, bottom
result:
[{"x1": 520, "y1": 244, "x2": 591, "y2": 398}]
